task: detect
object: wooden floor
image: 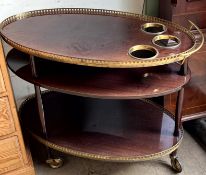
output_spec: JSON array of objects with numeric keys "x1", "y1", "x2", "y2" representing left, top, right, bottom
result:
[{"x1": 34, "y1": 131, "x2": 206, "y2": 175}]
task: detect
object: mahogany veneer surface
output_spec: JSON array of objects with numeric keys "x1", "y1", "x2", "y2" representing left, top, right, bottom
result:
[
  {"x1": 7, "y1": 49, "x2": 190, "y2": 99},
  {"x1": 20, "y1": 92, "x2": 181, "y2": 159},
  {"x1": 1, "y1": 13, "x2": 193, "y2": 62}
]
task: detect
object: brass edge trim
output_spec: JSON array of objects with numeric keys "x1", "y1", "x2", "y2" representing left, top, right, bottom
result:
[
  {"x1": 31, "y1": 131, "x2": 183, "y2": 162},
  {"x1": 141, "y1": 22, "x2": 167, "y2": 35},
  {"x1": 0, "y1": 8, "x2": 201, "y2": 68},
  {"x1": 152, "y1": 35, "x2": 181, "y2": 49},
  {"x1": 18, "y1": 91, "x2": 183, "y2": 162},
  {"x1": 181, "y1": 20, "x2": 205, "y2": 57}
]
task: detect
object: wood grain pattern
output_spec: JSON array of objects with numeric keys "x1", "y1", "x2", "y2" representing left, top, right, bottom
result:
[
  {"x1": 0, "y1": 68, "x2": 5, "y2": 95},
  {"x1": 0, "y1": 41, "x2": 28, "y2": 164},
  {"x1": 0, "y1": 41, "x2": 35, "y2": 174},
  {"x1": 0, "y1": 137, "x2": 24, "y2": 174},
  {"x1": 0, "y1": 97, "x2": 15, "y2": 137},
  {"x1": 6, "y1": 168, "x2": 35, "y2": 175}
]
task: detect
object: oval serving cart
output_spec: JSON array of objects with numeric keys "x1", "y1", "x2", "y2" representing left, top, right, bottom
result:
[{"x1": 0, "y1": 8, "x2": 204, "y2": 173}]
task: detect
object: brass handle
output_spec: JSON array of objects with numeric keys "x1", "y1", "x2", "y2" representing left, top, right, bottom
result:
[{"x1": 180, "y1": 20, "x2": 204, "y2": 60}]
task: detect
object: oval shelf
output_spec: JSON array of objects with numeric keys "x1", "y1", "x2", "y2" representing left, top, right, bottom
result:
[
  {"x1": 0, "y1": 8, "x2": 200, "y2": 68},
  {"x1": 7, "y1": 49, "x2": 190, "y2": 99},
  {"x1": 19, "y1": 91, "x2": 183, "y2": 162}
]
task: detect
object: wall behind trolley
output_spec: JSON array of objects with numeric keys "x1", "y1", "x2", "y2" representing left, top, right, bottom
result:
[
  {"x1": 0, "y1": 0, "x2": 145, "y2": 106},
  {"x1": 0, "y1": 0, "x2": 145, "y2": 22}
]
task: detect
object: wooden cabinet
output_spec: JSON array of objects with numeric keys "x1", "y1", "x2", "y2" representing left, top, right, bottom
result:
[
  {"x1": 0, "y1": 68, "x2": 6, "y2": 95},
  {"x1": 0, "y1": 97, "x2": 15, "y2": 137},
  {"x1": 0, "y1": 41, "x2": 35, "y2": 174},
  {"x1": 0, "y1": 137, "x2": 24, "y2": 174},
  {"x1": 172, "y1": 0, "x2": 206, "y2": 29},
  {"x1": 173, "y1": 0, "x2": 206, "y2": 14},
  {"x1": 160, "y1": 0, "x2": 206, "y2": 29},
  {"x1": 160, "y1": 0, "x2": 206, "y2": 121}
]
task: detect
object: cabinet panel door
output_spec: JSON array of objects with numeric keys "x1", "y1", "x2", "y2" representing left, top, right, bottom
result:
[
  {"x1": 173, "y1": 11, "x2": 206, "y2": 29},
  {"x1": 174, "y1": 0, "x2": 206, "y2": 13},
  {"x1": 0, "y1": 137, "x2": 24, "y2": 174},
  {"x1": 0, "y1": 97, "x2": 15, "y2": 136}
]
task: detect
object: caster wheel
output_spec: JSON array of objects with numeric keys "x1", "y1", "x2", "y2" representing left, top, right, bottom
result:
[
  {"x1": 170, "y1": 156, "x2": 182, "y2": 173},
  {"x1": 46, "y1": 158, "x2": 63, "y2": 169}
]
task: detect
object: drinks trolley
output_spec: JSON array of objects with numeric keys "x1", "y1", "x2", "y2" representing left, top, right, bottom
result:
[{"x1": 0, "y1": 8, "x2": 204, "y2": 173}]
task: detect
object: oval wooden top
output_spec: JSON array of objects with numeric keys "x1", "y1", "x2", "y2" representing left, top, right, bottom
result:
[{"x1": 0, "y1": 8, "x2": 199, "y2": 68}]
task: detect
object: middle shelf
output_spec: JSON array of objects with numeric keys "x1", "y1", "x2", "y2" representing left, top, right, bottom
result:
[{"x1": 7, "y1": 49, "x2": 190, "y2": 99}]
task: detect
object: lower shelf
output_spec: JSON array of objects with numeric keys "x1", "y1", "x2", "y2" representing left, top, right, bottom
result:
[{"x1": 19, "y1": 91, "x2": 183, "y2": 162}]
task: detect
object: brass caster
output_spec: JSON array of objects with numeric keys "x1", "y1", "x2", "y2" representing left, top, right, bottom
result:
[
  {"x1": 46, "y1": 158, "x2": 63, "y2": 169},
  {"x1": 170, "y1": 155, "x2": 182, "y2": 173}
]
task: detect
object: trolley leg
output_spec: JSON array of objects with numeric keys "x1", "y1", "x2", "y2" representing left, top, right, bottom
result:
[
  {"x1": 174, "y1": 57, "x2": 187, "y2": 136},
  {"x1": 169, "y1": 61, "x2": 187, "y2": 173},
  {"x1": 174, "y1": 88, "x2": 184, "y2": 136},
  {"x1": 170, "y1": 88, "x2": 184, "y2": 173},
  {"x1": 179, "y1": 59, "x2": 188, "y2": 76},
  {"x1": 30, "y1": 56, "x2": 63, "y2": 168}
]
